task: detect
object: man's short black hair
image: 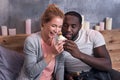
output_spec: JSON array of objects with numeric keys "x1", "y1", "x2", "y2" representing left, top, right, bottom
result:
[{"x1": 65, "y1": 11, "x2": 82, "y2": 24}]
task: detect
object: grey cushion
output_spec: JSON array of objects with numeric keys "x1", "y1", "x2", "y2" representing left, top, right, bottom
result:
[{"x1": 0, "y1": 46, "x2": 24, "y2": 80}]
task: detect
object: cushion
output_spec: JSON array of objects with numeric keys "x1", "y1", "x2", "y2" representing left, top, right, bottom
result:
[{"x1": 0, "y1": 46, "x2": 24, "y2": 80}]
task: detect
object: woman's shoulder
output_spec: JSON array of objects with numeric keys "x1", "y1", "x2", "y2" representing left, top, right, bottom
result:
[
  {"x1": 28, "y1": 32, "x2": 40, "y2": 38},
  {"x1": 24, "y1": 32, "x2": 41, "y2": 44},
  {"x1": 26, "y1": 32, "x2": 40, "y2": 40}
]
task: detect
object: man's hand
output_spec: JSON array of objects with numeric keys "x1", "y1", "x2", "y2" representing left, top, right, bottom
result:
[{"x1": 63, "y1": 40, "x2": 81, "y2": 58}]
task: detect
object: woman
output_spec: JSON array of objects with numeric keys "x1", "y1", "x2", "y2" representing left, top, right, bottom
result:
[{"x1": 17, "y1": 4, "x2": 65, "y2": 80}]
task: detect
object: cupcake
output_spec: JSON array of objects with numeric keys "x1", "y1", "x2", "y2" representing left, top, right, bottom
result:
[{"x1": 57, "y1": 32, "x2": 67, "y2": 41}]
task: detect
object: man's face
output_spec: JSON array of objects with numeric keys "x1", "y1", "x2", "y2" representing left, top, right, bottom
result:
[{"x1": 62, "y1": 15, "x2": 81, "y2": 40}]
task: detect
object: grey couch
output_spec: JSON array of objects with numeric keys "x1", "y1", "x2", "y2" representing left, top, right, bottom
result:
[
  {"x1": 0, "y1": 46, "x2": 24, "y2": 80},
  {"x1": 0, "y1": 46, "x2": 120, "y2": 80}
]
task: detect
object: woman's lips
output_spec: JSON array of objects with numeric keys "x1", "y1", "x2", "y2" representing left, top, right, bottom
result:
[{"x1": 50, "y1": 32, "x2": 56, "y2": 37}]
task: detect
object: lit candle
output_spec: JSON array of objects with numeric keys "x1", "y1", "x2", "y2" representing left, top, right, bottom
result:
[
  {"x1": 99, "y1": 22, "x2": 104, "y2": 31},
  {"x1": 84, "y1": 21, "x2": 90, "y2": 30},
  {"x1": 95, "y1": 25, "x2": 100, "y2": 31},
  {"x1": 81, "y1": 15, "x2": 85, "y2": 29},
  {"x1": 8, "y1": 28, "x2": 16, "y2": 36},
  {"x1": 25, "y1": 19, "x2": 31, "y2": 34},
  {"x1": 1, "y1": 26, "x2": 8, "y2": 36},
  {"x1": 106, "y1": 17, "x2": 112, "y2": 30}
]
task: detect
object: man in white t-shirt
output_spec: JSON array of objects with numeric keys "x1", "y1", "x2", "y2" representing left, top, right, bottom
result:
[{"x1": 62, "y1": 11, "x2": 112, "y2": 80}]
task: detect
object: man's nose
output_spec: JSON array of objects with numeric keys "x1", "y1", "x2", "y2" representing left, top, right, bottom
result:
[{"x1": 67, "y1": 26, "x2": 72, "y2": 32}]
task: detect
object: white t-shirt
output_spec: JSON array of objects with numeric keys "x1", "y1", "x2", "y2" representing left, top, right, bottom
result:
[{"x1": 64, "y1": 29, "x2": 105, "y2": 73}]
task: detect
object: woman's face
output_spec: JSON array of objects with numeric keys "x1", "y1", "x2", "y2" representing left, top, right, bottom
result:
[{"x1": 43, "y1": 17, "x2": 63, "y2": 39}]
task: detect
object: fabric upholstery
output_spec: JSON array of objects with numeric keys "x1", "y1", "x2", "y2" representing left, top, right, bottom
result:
[{"x1": 0, "y1": 46, "x2": 24, "y2": 80}]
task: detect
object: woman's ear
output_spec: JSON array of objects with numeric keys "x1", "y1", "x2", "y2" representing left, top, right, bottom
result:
[
  {"x1": 41, "y1": 27, "x2": 43, "y2": 30},
  {"x1": 42, "y1": 23, "x2": 47, "y2": 28}
]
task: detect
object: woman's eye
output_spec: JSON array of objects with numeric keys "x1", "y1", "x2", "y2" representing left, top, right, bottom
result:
[
  {"x1": 59, "y1": 26, "x2": 62, "y2": 28},
  {"x1": 51, "y1": 24, "x2": 56, "y2": 27}
]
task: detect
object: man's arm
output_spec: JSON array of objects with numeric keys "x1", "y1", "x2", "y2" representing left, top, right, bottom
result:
[
  {"x1": 78, "y1": 45, "x2": 112, "y2": 71},
  {"x1": 64, "y1": 40, "x2": 112, "y2": 71},
  {"x1": 93, "y1": 45, "x2": 112, "y2": 70}
]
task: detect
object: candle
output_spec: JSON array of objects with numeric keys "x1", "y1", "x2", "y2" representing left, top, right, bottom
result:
[
  {"x1": 1, "y1": 26, "x2": 8, "y2": 36},
  {"x1": 106, "y1": 17, "x2": 112, "y2": 30},
  {"x1": 84, "y1": 21, "x2": 90, "y2": 30},
  {"x1": 25, "y1": 19, "x2": 31, "y2": 34},
  {"x1": 81, "y1": 15, "x2": 85, "y2": 29},
  {"x1": 8, "y1": 28, "x2": 16, "y2": 36},
  {"x1": 99, "y1": 22, "x2": 104, "y2": 31},
  {"x1": 95, "y1": 25, "x2": 100, "y2": 31}
]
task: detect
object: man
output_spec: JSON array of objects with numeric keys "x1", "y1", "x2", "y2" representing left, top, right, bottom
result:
[{"x1": 62, "y1": 11, "x2": 112, "y2": 80}]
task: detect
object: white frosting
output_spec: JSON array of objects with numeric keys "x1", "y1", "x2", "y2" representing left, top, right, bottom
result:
[{"x1": 58, "y1": 35, "x2": 67, "y2": 41}]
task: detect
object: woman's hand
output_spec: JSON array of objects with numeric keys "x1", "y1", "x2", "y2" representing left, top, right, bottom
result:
[
  {"x1": 52, "y1": 40, "x2": 65, "y2": 56},
  {"x1": 44, "y1": 40, "x2": 65, "y2": 64}
]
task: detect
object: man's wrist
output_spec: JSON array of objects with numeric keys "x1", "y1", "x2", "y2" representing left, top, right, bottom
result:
[{"x1": 76, "y1": 51, "x2": 85, "y2": 60}]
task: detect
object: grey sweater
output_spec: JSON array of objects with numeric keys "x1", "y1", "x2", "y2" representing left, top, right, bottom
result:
[{"x1": 17, "y1": 32, "x2": 64, "y2": 80}]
